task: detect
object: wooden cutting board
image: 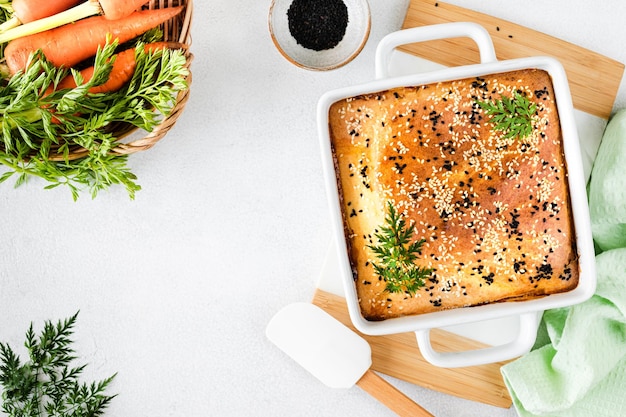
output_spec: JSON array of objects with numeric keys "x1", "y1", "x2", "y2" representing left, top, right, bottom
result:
[
  {"x1": 312, "y1": 0, "x2": 624, "y2": 409},
  {"x1": 401, "y1": 0, "x2": 624, "y2": 119}
]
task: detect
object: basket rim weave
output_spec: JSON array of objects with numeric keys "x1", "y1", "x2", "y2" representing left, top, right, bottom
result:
[{"x1": 51, "y1": 0, "x2": 194, "y2": 161}]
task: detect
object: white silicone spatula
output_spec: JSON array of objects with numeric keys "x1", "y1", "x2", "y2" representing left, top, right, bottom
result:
[{"x1": 266, "y1": 302, "x2": 434, "y2": 417}]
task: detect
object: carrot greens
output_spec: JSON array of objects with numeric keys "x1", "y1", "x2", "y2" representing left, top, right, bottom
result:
[
  {"x1": 0, "y1": 1, "x2": 11, "y2": 54},
  {"x1": 0, "y1": 0, "x2": 12, "y2": 20},
  {"x1": 477, "y1": 91, "x2": 538, "y2": 140},
  {"x1": 0, "y1": 38, "x2": 189, "y2": 200},
  {"x1": 0, "y1": 312, "x2": 117, "y2": 417},
  {"x1": 368, "y1": 202, "x2": 432, "y2": 295}
]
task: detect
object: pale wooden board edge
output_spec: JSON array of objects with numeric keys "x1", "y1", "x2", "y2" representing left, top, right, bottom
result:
[
  {"x1": 312, "y1": 289, "x2": 513, "y2": 409},
  {"x1": 399, "y1": 0, "x2": 624, "y2": 119}
]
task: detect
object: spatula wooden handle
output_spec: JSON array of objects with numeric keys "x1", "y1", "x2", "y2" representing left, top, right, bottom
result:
[{"x1": 357, "y1": 369, "x2": 434, "y2": 417}]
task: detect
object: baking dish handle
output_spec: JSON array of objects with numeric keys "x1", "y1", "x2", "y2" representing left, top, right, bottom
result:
[
  {"x1": 414, "y1": 312, "x2": 541, "y2": 368},
  {"x1": 375, "y1": 22, "x2": 497, "y2": 79}
]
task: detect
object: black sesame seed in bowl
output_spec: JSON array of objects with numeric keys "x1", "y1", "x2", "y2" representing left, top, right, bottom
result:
[
  {"x1": 269, "y1": 0, "x2": 371, "y2": 71},
  {"x1": 287, "y1": 0, "x2": 349, "y2": 51}
]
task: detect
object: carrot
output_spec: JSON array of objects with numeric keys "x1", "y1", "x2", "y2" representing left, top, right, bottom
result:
[
  {"x1": 0, "y1": 0, "x2": 82, "y2": 31},
  {"x1": 13, "y1": 0, "x2": 83, "y2": 24},
  {"x1": 54, "y1": 42, "x2": 187, "y2": 94},
  {"x1": 98, "y1": 0, "x2": 149, "y2": 21},
  {"x1": 4, "y1": 6, "x2": 184, "y2": 75},
  {"x1": 0, "y1": 0, "x2": 153, "y2": 44}
]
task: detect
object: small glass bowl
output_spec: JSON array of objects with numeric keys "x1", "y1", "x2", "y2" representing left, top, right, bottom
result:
[{"x1": 269, "y1": 0, "x2": 371, "y2": 71}]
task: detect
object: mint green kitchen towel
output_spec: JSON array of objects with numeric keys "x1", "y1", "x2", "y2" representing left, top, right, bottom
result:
[
  {"x1": 588, "y1": 110, "x2": 626, "y2": 252},
  {"x1": 501, "y1": 109, "x2": 626, "y2": 417}
]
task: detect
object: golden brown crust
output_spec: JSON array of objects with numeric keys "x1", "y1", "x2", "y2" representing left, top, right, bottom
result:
[{"x1": 329, "y1": 69, "x2": 579, "y2": 321}]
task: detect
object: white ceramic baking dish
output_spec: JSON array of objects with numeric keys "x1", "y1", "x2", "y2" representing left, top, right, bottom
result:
[{"x1": 317, "y1": 22, "x2": 596, "y2": 368}]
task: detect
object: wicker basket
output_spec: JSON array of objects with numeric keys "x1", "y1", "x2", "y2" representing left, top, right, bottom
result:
[{"x1": 52, "y1": 0, "x2": 194, "y2": 161}]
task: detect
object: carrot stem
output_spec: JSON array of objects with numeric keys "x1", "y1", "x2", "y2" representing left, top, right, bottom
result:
[
  {"x1": 0, "y1": 1, "x2": 101, "y2": 43},
  {"x1": 0, "y1": 16, "x2": 20, "y2": 32},
  {"x1": 0, "y1": 107, "x2": 43, "y2": 128}
]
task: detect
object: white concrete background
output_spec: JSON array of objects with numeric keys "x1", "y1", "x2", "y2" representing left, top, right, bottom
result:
[{"x1": 1, "y1": 1, "x2": 625, "y2": 416}]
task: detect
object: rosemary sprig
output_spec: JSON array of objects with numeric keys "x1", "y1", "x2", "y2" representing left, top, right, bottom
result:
[
  {"x1": 0, "y1": 312, "x2": 117, "y2": 417},
  {"x1": 0, "y1": 37, "x2": 189, "y2": 200},
  {"x1": 477, "y1": 91, "x2": 537, "y2": 140},
  {"x1": 368, "y1": 201, "x2": 432, "y2": 295}
]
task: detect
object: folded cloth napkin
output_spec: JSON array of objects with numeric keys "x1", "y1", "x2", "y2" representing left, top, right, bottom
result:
[{"x1": 501, "y1": 109, "x2": 626, "y2": 417}]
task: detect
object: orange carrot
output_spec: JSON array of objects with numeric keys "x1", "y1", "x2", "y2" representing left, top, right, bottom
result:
[
  {"x1": 54, "y1": 42, "x2": 187, "y2": 94},
  {"x1": 12, "y1": 0, "x2": 83, "y2": 24},
  {"x1": 98, "y1": 0, "x2": 150, "y2": 21},
  {"x1": 4, "y1": 6, "x2": 183, "y2": 75},
  {"x1": 0, "y1": 0, "x2": 151, "y2": 43}
]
